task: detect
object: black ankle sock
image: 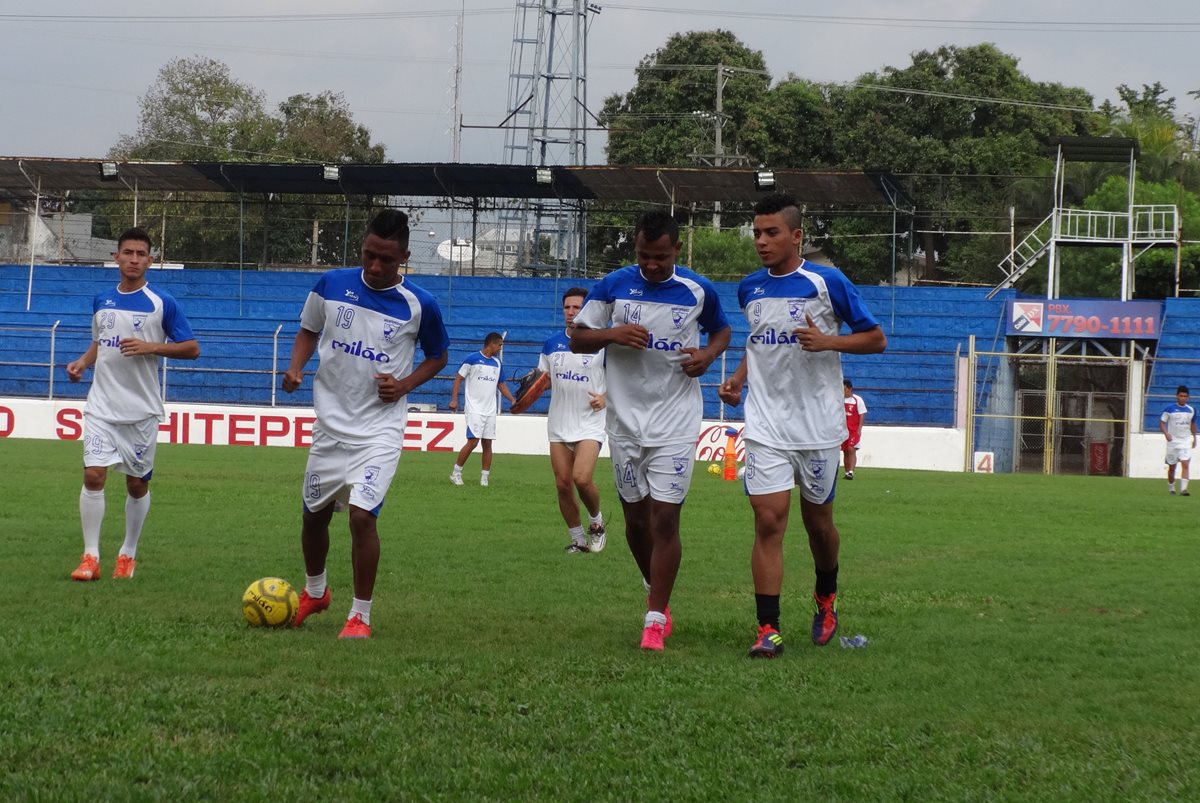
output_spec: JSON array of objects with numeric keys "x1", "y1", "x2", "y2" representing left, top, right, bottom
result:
[
  {"x1": 755, "y1": 593, "x2": 780, "y2": 630},
  {"x1": 815, "y1": 565, "x2": 839, "y2": 598}
]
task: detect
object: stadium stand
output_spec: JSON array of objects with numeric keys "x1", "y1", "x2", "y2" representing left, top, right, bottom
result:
[{"x1": 2, "y1": 263, "x2": 1024, "y2": 425}]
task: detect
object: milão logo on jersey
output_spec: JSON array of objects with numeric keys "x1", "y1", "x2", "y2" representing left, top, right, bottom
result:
[
  {"x1": 132, "y1": 315, "x2": 147, "y2": 332},
  {"x1": 344, "y1": 289, "x2": 359, "y2": 301},
  {"x1": 788, "y1": 299, "x2": 807, "y2": 321},
  {"x1": 555, "y1": 369, "x2": 590, "y2": 383},
  {"x1": 644, "y1": 332, "x2": 684, "y2": 351},
  {"x1": 670, "y1": 306, "x2": 688, "y2": 329},
  {"x1": 748, "y1": 328, "x2": 801, "y2": 346},
  {"x1": 330, "y1": 339, "x2": 391, "y2": 363},
  {"x1": 98, "y1": 334, "x2": 122, "y2": 348},
  {"x1": 382, "y1": 319, "x2": 402, "y2": 343}
]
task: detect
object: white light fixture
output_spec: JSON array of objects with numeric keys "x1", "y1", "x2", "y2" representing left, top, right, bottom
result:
[
  {"x1": 535, "y1": 167, "x2": 553, "y2": 185},
  {"x1": 322, "y1": 165, "x2": 340, "y2": 181},
  {"x1": 99, "y1": 162, "x2": 119, "y2": 181},
  {"x1": 755, "y1": 170, "x2": 775, "y2": 191}
]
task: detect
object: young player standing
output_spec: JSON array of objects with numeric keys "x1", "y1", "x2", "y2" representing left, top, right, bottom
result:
[
  {"x1": 841, "y1": 379, "x2": 867, "y2": 480},
  {"x1": 718, "y1": 193, "x2": 887, "y2": 658},
  {"x1": 571, "y1": 211, "x2": 731, "y2": 651},
  {"x1": 66, "y1": 227, "x2": 200, "y2": 581},
  {"x1": 283, "y1": 209, "x2": 449, "y2": 639},
  {"x1": 539, "y1": 288, "x2": 608, "y2": 553},
  {"x1": 1160, "y1": 385, "x2": 1196, "y2": 495},
  {"x1": 448, "y1": 332, "x2": 516, "y2": 487}
]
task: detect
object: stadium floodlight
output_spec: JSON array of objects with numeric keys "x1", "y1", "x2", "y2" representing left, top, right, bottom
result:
[
  {"x1": 99, "y1": 162, "x2": 119, "y2": 181},
  {"x1": 535, "y1": 167, "x2": 553, "y2": 185},
  {"x1": 754, "y1": 170, "x2": 775, "y2": 191},
  {"x1": 322, "y1": 165, "x2": 340, "y2": 182}
]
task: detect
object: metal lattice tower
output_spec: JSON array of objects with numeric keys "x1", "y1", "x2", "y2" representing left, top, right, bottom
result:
[{"x1": 498, "y1": 0, "x2": 598, "y2": 275}]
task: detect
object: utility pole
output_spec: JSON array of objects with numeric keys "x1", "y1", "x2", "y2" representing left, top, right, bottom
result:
[{"x1": 712, "y1": 61, "x2": 728, "y2": 229}]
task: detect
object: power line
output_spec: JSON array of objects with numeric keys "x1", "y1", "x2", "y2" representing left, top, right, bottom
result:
[{"x1": 599, "y1": 5, "x2": 1200, "y2": 33}]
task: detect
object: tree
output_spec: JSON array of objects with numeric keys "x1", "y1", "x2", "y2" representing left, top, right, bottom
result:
[
  {"x1": 600, "y1": 30, "x2": 770, "y2": 166},
  {"x1": 739, "y1": 76, "x2": 836, "y2": 168},
  {"x1": 824, "y1": 44, "x2": 1098, "y2": 284},
  {"x1": 91, "y1": 58, "x2": 387, "y2": 268},
  {"x1": 276, "y1": 92, "x2": 385, "y2": 164},
  {"x1": 111, "y1": 56, "x2": 277, "y2": 161}
]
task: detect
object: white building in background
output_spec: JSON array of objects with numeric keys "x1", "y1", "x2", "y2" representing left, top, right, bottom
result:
[{"x1": 0, "y1": 203, "x2": 115, "y2": 264}]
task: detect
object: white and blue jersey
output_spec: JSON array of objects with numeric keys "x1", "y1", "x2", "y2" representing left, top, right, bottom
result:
[
  {"x1": 538, "y1": 330, "x2": 606, "y2": 443},
  {"x1": 1161, "y1": 403, "x2": 1196, "y2": 442},
  {"x1": 86, "y1": 284, "x2": 195, "y2": 423},
  {"x1": 575, "y1": 265, "x2": 729, "y2": 446},
  {"x1": 300, "y1": 269, "x2": 448, "y2": 445},
  {"x1": 457, "y1": 351, "x2": 503, "y2": 417},
  {"x1": 738, "y1": 260, "x2": 879, "y2": 450}
]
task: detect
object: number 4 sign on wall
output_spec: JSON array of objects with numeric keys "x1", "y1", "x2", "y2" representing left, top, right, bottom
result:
[{"x1": 973, "y1": 451, "x2": 994, "y2": 473}]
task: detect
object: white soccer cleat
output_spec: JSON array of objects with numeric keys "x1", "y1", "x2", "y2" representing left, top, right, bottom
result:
[{"x1": 449, "y1": 473, "x2": 464, "y2": 486}]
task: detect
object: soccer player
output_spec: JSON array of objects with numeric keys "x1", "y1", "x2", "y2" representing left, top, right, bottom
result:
[
  {"x1": 282, "y1": 209, "x2": 449, "y2": 639},
  {"x1": 539, "y1": 287, "x2": 608, "y2": 553},
  {"x1": 448, "y1": 332, "x2": 516, "y2": 487},
  {"x1": 65, "y1": 227, "x2": 200, "y2": 581},
  {"x1": 571, "y1": 210, "x2": 731, "y2": 651},
  {"x1": 717, "y1": 193, "x2": 887, "y2": 659},
  {"x1": 841, "y1": 378, "x2": 867, "y2": 480},
  {"x1": 1160, "y1": 385, "x2": 1196, "y2": 495}
]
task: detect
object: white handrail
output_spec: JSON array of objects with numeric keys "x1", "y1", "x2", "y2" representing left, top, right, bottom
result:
[
  {"x1": 48, "y1": 319, "x2": 60, "y2": 399},
  {"x1": 270, "y1": 323, "x2": 283, "y2": 407}
]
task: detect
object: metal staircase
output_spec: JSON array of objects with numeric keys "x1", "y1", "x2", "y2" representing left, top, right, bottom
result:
[{"x1": 989, "y1": 212, "x2": 1053, "y2": 298}]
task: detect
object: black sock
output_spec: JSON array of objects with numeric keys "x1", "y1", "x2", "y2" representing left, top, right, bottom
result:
[
  {"x1": 755, "y1": 593, "x2": 780, "y2": 630},
  {"x1": 815, "y1": 565, "x2": 839, "y2": 598}
]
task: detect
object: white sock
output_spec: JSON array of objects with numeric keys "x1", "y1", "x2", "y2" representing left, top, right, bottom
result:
[
  {"x1": 451, "y1": 464, "x2": 462, "y2": 476},
  {"x1": 588, "y1": 511, "x2": 603, "y2": 528},
  {"x1": 350, "y1": 597, "x2": 373, "y2": 625},
  {"x1": 1170, "y1": 480, "x2": 1177, "y2": 491},
  {"x1": 305, "y1": 572, "x2": 327, "y2": 598},
  {"x1": 79, "y1": 487, "x2": 105, "y2": 558},
  {"x1": 120, "y1": 493, "x2": 150, "y2": 558},
  {"x1": 644, "y1": 610, "x2": 667, "y2": 628},
  {"x1": 480, "y1": 469, "x2": 490, "y2": 479},
  {"x1": 642, "y1": 577, "x2": 652, "y2": 593},
  {"x1": 568, "y1": 525, "x2": 586, "y2": 545},
  {"x1": 1183, "y1": 479, "x2": 1190, "y2": 492}
]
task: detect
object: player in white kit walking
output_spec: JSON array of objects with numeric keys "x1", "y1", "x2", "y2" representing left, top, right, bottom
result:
[
  {"x1": 538, "y1": 287, "x2": 608, "y2": 553},
  {"x1": 66, "y1": 227, "x2": 200, "y2": 581},
  {"x1": 283, "y1": 210, "x2": 449, "y2": 639},
  {"x1": 571, "y1": 211, "x2": 731, "y2": 652},
  {"x1": 1160, "y1": 385, "x2": 1196, "y2": 495},
  {"x1": 448, "y1": 332, "x2": 516, "y2": 487}
]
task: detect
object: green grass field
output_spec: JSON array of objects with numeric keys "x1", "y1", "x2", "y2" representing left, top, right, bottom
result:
[{"x1": 2, "y1": 438, "x2": 1198, "y2": 801}]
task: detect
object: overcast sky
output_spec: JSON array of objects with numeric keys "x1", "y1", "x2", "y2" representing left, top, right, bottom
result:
[{"x1": 4, "y1": 1, "x2": 1198, "y2": 166}]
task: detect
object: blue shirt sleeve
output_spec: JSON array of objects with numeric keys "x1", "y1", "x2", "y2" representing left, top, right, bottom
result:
[
  {"x1": 417, "y1": 295, "x2": 449, "y2": 359},
  {"x1": 160, "y1": 292, "x2": 196, "y2": 342}
]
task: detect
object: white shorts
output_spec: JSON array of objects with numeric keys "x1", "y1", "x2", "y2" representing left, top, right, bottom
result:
[
  {"x1": 82, "y1": 415, "x2": 159, "y2": 479},
  {"x1": 1165, "y1": 442, "x2": 1192, "y2": 465},
  {"x1": 608, "y1": 439, "x2": 694, "y2": 504},
  {"x1": 303, "y1": 430, "x2": 401, "y2": 517},
  {"x1": 465, "y1": 412, "x2": 497, "y2": 441},
  {"x1": 743, "y1": 439, "x2": 839, "y2": 505}
]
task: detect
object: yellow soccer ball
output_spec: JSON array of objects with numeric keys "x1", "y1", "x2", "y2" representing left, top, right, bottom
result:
[
  {"x1": 708, "y1": 463, "x2": 721, "y2": 475},
  {"x1": 242, "y1": 577, "x2": 299, "y2": 627}
]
